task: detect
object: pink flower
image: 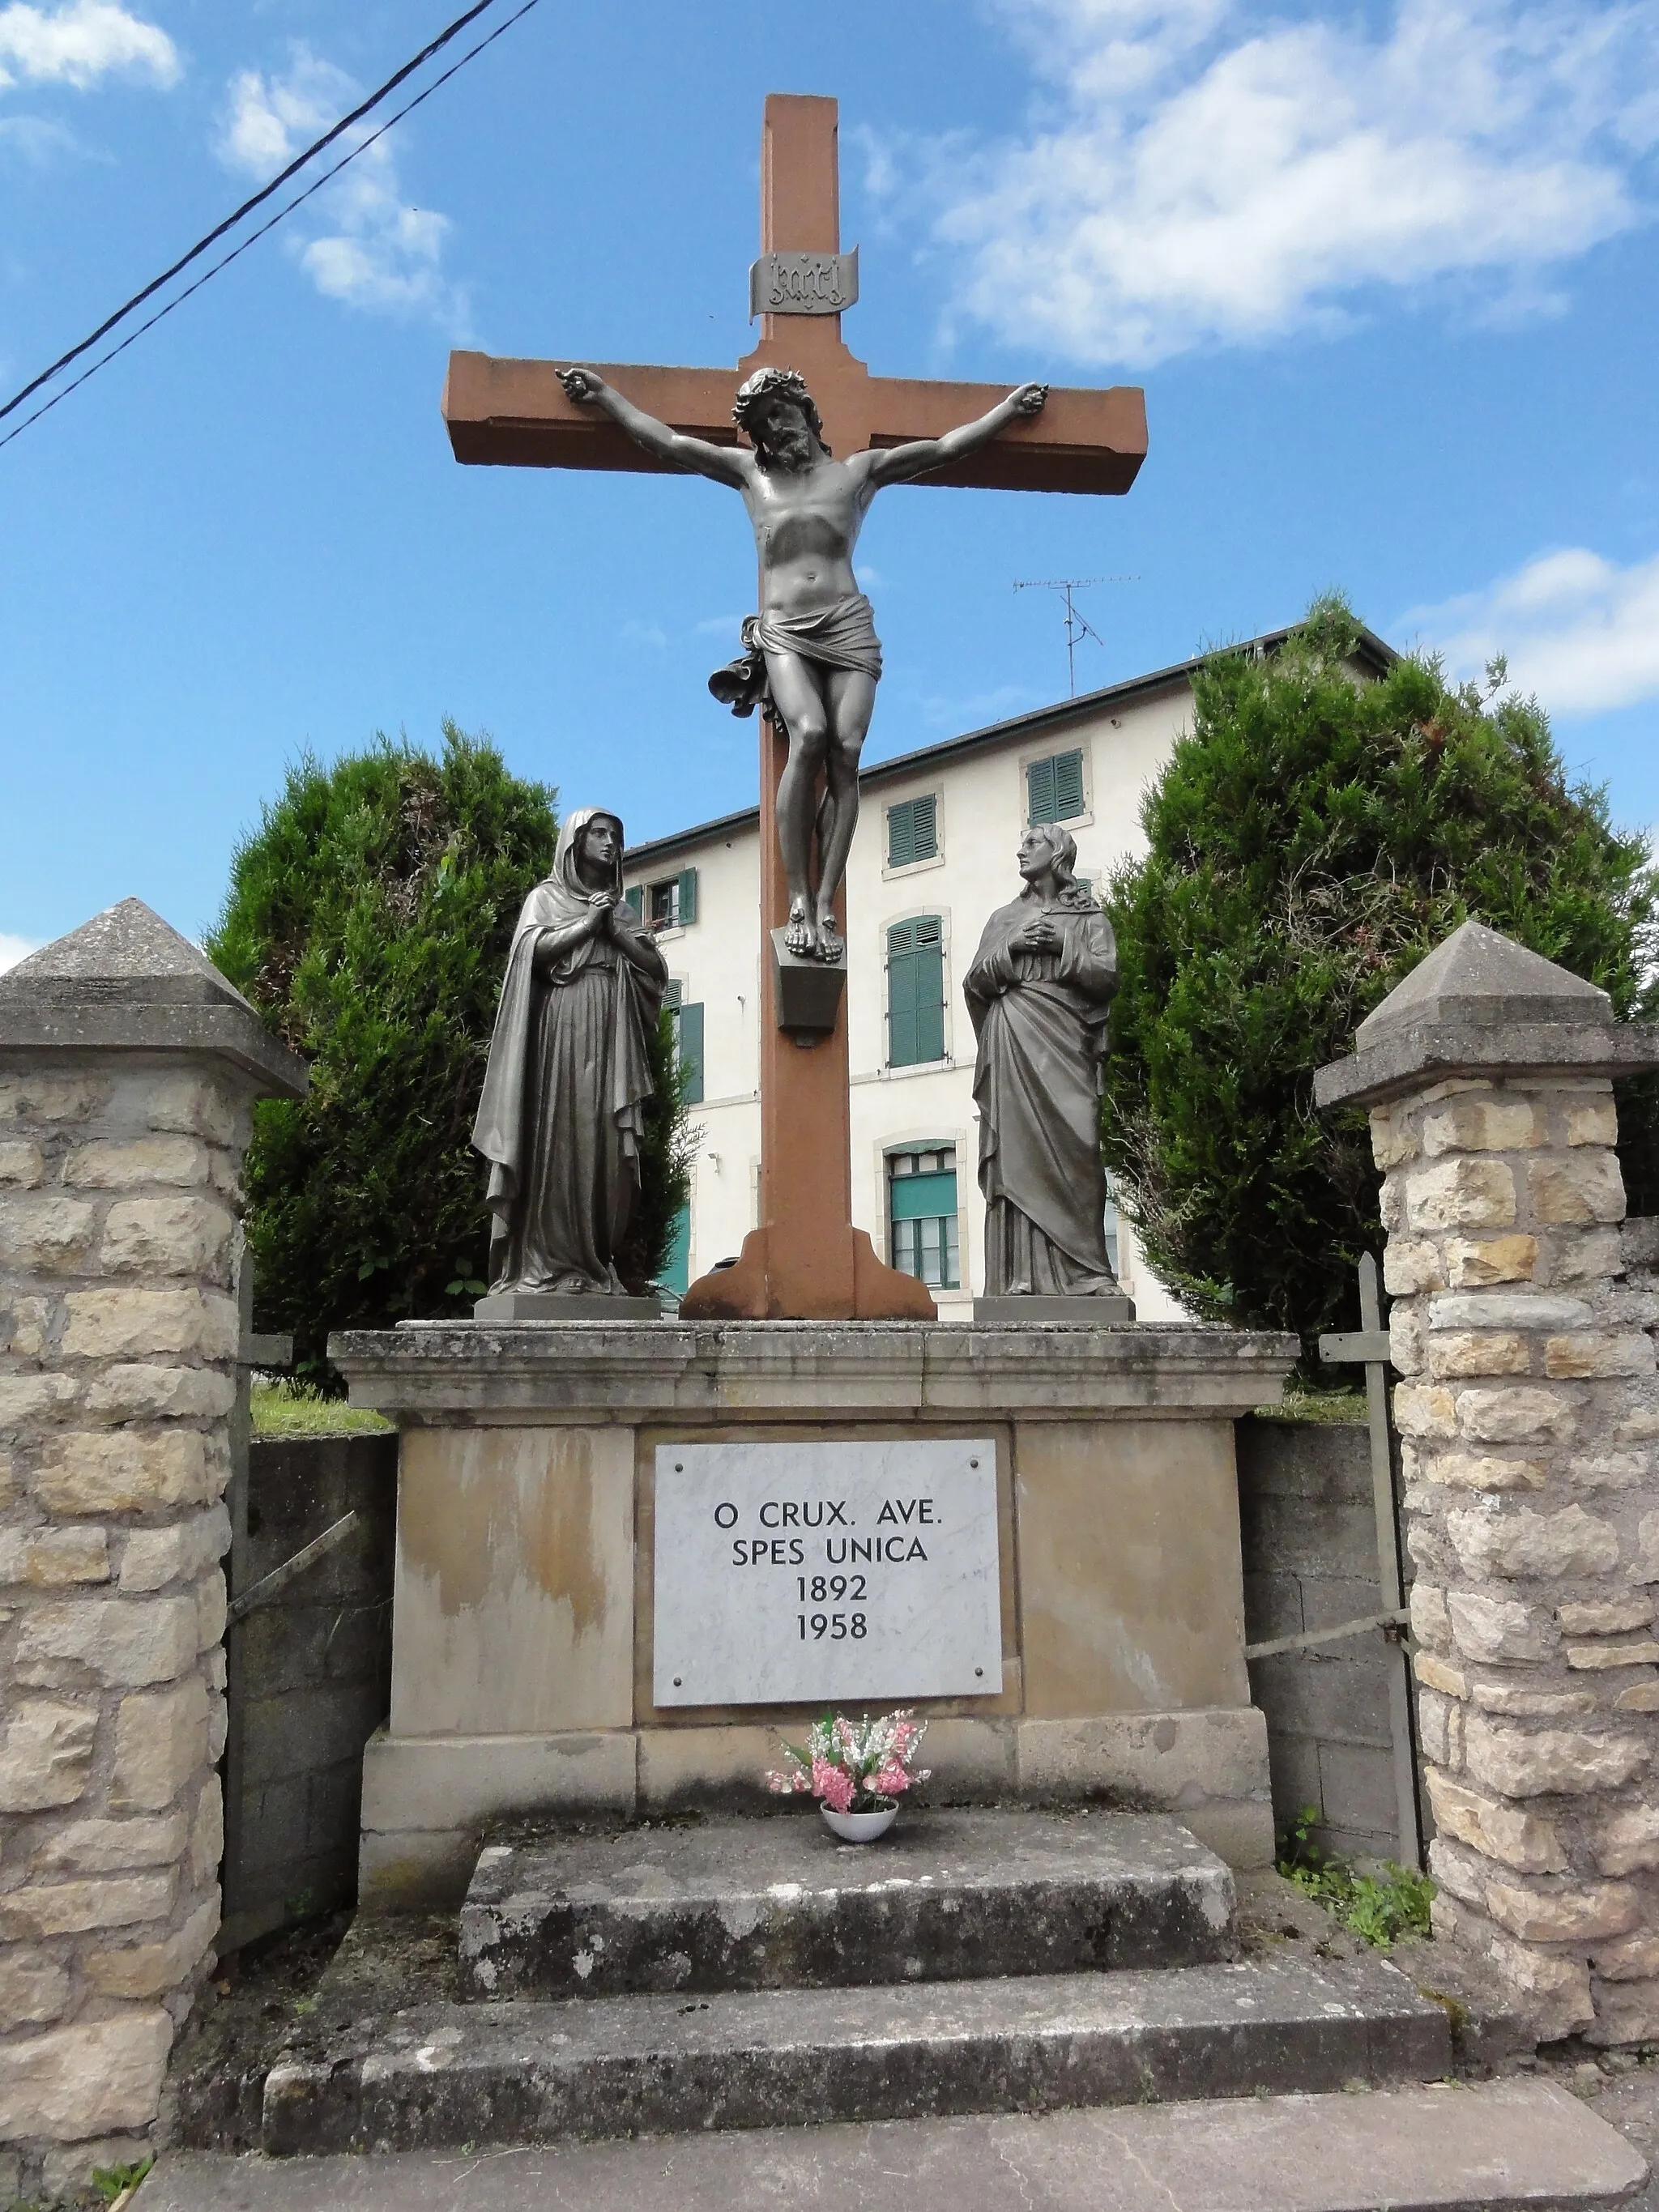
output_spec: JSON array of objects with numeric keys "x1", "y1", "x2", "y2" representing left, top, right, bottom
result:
[
  {"x1": 766, "y1": 1768, "x2": 808, "y2": 1794},
  {"x1": 868, "y1": 1764, "x2": 912, "y2": 1798},
  {"x1": 812, "y1": 1755, "x2": 855, "y2": 1813}
]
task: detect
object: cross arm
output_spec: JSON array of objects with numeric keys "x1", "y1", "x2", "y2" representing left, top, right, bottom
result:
[
  {"x1": 861, "y1": 375, "x2": 1145, "y2": 496},
  {"x1": 442, "y1": 352, "x2": 744, "y2": 473},
  {"x1": 444, "y1": 348, "x2": 1147, "y2": 496}
]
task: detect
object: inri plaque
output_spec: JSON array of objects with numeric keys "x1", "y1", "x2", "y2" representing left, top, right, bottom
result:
[{"x1": 652, "y1": 1440, "x2": 1001, "y2": 1708}]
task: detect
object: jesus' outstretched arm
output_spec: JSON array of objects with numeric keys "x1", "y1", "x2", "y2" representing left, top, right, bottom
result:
[
  {"x1": 854, "y1": 383, "x2": 1048, "y2": 492},
  {"x1": 558, "y1": 367, "x2": 752, "y2": 489}
]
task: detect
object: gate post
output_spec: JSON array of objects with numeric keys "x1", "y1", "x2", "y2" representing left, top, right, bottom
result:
[
  {"x1": 0, "y1": 902, "x2": 304, "y2": 2197},
  {"x1": 1318, "y1": 918, "x2": 1659, "y2": 2041}
]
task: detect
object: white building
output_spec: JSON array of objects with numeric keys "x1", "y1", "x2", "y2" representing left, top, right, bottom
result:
[{"x1": 623, "y1": 625, "x2": 1394, "y2": 1318}]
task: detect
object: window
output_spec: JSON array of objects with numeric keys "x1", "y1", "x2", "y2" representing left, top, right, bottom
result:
[
  {"x1": 889, "y1": 1148, "x2": 960, "y2": 1289},
  {"x1": 664, "y1": 981, "x2": 705, "y2": 1106},
  {"x1": 625, "y1": 866, "x2": 698, "y2": 930},
  {"x1": 886, "y1": 793, "x2": 938, "y2": 869},
  {"x1": 886, "y1": 917, "x2": 945, "y2": 1068},
  {"x1": 1026, "y1": 747, "x2": 1086, "y2": 825}
]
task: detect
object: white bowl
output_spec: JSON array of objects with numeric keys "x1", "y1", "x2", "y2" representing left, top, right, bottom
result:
[{"x1": 821, "y1": 1805, "x2": 898, "y2": 1842}]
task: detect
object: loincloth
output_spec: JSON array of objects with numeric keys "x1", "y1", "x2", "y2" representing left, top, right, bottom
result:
[{"x1": 708, "y1": 592, "x2": 883, "y2": 718}]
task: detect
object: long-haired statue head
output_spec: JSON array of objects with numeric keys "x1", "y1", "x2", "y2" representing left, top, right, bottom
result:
[{"x1": 731, "y1": 367, "x2": 831, "y2": 468}]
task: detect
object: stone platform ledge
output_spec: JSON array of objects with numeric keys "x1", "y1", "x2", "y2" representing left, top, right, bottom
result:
[
  {"x1": 330, "y1": 1319, "x2": 1298, "y2": 1424},
  {"x1": 357, "y1": 1709, "x2": 1276, "y2": 1909}
]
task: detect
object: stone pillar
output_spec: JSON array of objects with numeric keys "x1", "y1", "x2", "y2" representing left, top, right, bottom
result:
[
  {"x1": 0, "y1": 901, "x2": 305, "y2": 2200},
  {"x1": 1316, "y1": 918, "x2": 1659, "y2": 2044}
]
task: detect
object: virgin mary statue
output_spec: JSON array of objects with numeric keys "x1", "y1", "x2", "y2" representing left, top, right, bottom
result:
[
  {"x1": 963, "y1": 824, "x2": 1123, "y2": 1299},
  {"x1": 471, "y1": 807, "x2": 667, "y2": 1295}
]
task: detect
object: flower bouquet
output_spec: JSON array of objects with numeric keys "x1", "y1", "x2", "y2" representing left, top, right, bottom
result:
[{"x1": 766, "y1": 1709, "x2": 931, "y2": 1841}]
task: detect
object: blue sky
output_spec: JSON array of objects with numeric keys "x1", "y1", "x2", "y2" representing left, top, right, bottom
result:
[{"x1": 3, "y1": 0, "x2": 1659, "y2": 962}]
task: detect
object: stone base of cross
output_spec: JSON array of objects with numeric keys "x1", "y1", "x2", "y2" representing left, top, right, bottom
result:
[{"x1": 443, "y1": 96, "x2": 1147, "y2": 1319}]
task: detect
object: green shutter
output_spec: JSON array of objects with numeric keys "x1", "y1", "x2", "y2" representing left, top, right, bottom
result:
[
  {"x1": 662, "y1": 1203, "x2": 690, "y2": 1297},
  {"x1": 1053, "y1": 747, "x2": 1085, "y2": 818},
  {"x1": 676, "y1": 867, "x2": 698, "y2": 925},
  {"x1": 886, "y1": 917, "x2": 945, "y2": 1068},
  {"x1": 889, "y1": 1168, "x2": 957, "y2": 1220},
  {"x1": 1026, "y1": 748, "x2": 1085, "y2": 825},
  {"x1": 677, "y1": 1001, "x2": 705, "y2": 1106},
  {"x1": 887, "y1": 794, "x2": 938, "y2": 868},
  {"x1": 625, "y1": 884, "x2": 645, "y2": 920}
]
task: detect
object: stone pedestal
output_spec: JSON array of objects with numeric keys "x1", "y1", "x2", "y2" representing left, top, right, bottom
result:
[
  {"x1": 1317, "y1": 918, "x2": 1659, "y2": 2044},
  {"x1": 330, "y1": 1318, "x2": 1297, "y2": 1906}
]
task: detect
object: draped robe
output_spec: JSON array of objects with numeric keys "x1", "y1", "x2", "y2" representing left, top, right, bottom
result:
[
  {"x1": 471, "y1": 810, "x2": 665, "y2": 1294},
  {"x1": 963, "y1": 889, "x2": 1120, "y2": 1297}
]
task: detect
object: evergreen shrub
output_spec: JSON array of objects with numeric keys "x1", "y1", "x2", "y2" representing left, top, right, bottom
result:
[
  {"x1": 209, "y1": 722, "x2": 690, "y2": 1387},
  {"x1": 1102, "y1": 597, "x2": 1658, "y2": 1358}
]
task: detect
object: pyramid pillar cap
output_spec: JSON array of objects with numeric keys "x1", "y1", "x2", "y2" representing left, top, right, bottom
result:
[
  {"x1": 0, "y1": 897, "x2": 307, "y2": 1097},
  {"x1": 1315, "y1": 918, "x2": 1659, "y2": 1110}
]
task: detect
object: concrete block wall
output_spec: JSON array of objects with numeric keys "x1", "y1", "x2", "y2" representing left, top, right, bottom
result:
[
  {"x1": 223, "y1": 1433, "x2": 396, "y2": 1950},
  {"x1": 1237, "y1": 1416, "x2": 1408, "y2": 1861},
  {"x1": 0, "y1": 901, "x2": 305, "y2": 2199},
  {"x1": 1316, "y1": 918, "x2": 1659, "y2": 2044}
]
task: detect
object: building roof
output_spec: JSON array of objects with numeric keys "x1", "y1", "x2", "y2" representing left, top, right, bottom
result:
[{"x1": 622, "y1": 620, "x2": 1398, "y2": 872}]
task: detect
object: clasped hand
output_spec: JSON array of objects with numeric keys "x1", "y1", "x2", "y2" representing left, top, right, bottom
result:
[{"x1": 1013, "y1": 914, "x2": 1061, "y2": 955}]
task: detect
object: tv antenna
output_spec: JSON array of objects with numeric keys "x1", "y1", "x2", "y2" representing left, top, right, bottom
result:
[{"x1": 1013, "y1": 575, "x2": 1141, "y2": 697}]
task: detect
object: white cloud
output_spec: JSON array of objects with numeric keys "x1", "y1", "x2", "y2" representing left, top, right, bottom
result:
[
  {"x1": 893, "y1": 0, "x2": 1659, "y2": 366},
  {"x1": 219, "y1": 48, "x2": 465, "y2": 325},
  {"x1": 0, "y1": 931, "x2": 41, "y2": 970},
  {"x1": 1410, "y1": 547, "x2": 1659, "y2": 715},
  {"x1": 0, "y1": 1, "x2": 177, "y2": 91}
]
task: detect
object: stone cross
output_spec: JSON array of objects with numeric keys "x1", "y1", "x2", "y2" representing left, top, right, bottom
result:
[
  {"x1": 1317, "y1": 918, "x2": 1659, "y2": 2044},
  {"x1": 441, "y1": 94, "x2": 1148, "y2": 1320}
]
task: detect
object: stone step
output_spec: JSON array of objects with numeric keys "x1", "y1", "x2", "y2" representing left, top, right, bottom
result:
[
  {"x1": 262, "y1": 1951, "x2": 1450, "y2": 2154},
  {"x1": 458, "y1": 1808, "x2": 1236, "y2": 2000},
  {"x1": 144, "y1": 2080, "x2": 1651, "y2": 2210}
]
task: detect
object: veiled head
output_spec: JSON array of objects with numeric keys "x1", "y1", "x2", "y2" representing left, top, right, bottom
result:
[
  {"x1": 556, "y1": 806, "x2": 625, "y2": 896},
  {"x1": 732, "y1": 366, "x2": 830, "y2": 468}
]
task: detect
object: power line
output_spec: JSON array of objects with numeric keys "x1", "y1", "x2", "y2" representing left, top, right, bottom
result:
[{"x1": 0, "y1": 0, "x2": 540, "y2": 449}]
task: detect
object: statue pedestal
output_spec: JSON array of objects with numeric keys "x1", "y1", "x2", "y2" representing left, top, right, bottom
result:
[
  {"x1": 472, "y1": 1292, "x2": 663, "y2": 1321},
  {"x1": 973, "y1": 1294, "x2": 1136, "y2": 1325},
  {"x1": 333, "y1": 1318, "x2": 1297, "y2": 1907}
]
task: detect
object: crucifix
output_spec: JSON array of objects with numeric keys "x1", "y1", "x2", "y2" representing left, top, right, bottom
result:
[{"x1": 443, "y1": 94, "x2": 1147, "y2": 1320}]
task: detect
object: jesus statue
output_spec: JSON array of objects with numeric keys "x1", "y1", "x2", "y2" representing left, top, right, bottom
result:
[{"x1": 557, "y1": 362, "x2": 1047, "y2": 962}]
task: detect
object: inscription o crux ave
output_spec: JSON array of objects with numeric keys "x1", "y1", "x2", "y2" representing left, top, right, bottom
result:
[{"x1": 653, "y1": 1440, "x2": 1002, "y2": 1707}]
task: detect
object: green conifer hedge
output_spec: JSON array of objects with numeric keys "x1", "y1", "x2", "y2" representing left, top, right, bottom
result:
[
  {"x1": 1102, "y1": 598, "x2": 1658, "y2": 1357},
  {"x1": 208, "y1": 722, "x2": 690, "y2": 1388}
]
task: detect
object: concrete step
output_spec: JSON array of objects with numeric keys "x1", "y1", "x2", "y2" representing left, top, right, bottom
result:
[
  {"x1": 458, "y1": 1807, "x2": 1236, "y2": 1999},
  {"x1": 262, "y1": 1951, "x2": 1451, "y2": 2154},
  {"x1": 144, "y1": 2079, "x2": 1651, "y2": 2210}
]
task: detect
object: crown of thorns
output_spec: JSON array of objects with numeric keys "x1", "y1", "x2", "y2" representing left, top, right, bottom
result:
[{"x1": 731, "y1": 367, "x2": 829, "y2": 451}]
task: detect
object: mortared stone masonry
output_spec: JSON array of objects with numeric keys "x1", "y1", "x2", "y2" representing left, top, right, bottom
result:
[
  {"x1": 0, "y1": 901, "x2": 304, "y2": 2199},
  {"x1": 1318, "y1": 918, "x2": 1659, "y2": 2041}
]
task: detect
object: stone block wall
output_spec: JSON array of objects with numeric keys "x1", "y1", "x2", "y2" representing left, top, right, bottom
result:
[
  {"x1": 0, "y1": 1059, "x2": 249, "y2": 2188},
  {"x1": 1237, "y1": 1415, "x2": 1410, "y2": 1861},
  {"x1": 1372, "y1": 1074, "x2": 1659, "y2": 2041}
]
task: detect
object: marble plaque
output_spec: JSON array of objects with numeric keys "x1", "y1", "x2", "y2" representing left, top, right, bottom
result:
[{"x1": 652, "y1": 1439, "x2": 1002, "y2": 1708}]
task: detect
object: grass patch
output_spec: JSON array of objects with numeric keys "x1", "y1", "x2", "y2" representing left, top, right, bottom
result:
[
  {"x1": 251, "y1": 1381, "x2": 392, "y2": 1438},
  {"x1": 1253, "y1": 1387, "x2": 1367, "y2": 1425},
  {"x1": 1279, "y1": 1806, "x2": 1435, "y2": 1948}
]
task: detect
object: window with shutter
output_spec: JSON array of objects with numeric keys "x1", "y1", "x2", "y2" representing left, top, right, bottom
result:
[
  {"x1": 1026, "y1": 747, "x2": 1086, "y2": 825},
  {"x1": 625, "y1": 884, "x2": 646, "y2": 920},
  {"x1": 888, "y1": 1147, "x2": 960, "y2": 1289},
  {"x1": 676, "y1": 867, "x2": 698, "y2": 925},
  {"x1": 886, "y1": 793, "x2": 938, "y2": 869},
  {"x1": 886, "y1": 916, "x2": 945, "y2": 1068}
]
